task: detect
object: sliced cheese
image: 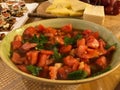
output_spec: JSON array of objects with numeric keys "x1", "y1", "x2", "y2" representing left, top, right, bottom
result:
[
  {"x1": 70, "y1": 0, "x2": 91, "y2": 12},
  {"x1": 46, "y1": 0, "x2": 89, "y2": 16},
  {"x1": 46, "y1": 4, "x2": 57, "y2": 13},
  {"x1": 52, "y1": 0, "x2": 71, "y2": 8},
  {"x1": 83, "y1": 5, "x2": 105, "y2": 25},
  {"x1": 48, "y1": 7, "x2": 71, "y2": 16},
  {"x1": 69, "y1": 10, "x2": 83, "y2": 16}
]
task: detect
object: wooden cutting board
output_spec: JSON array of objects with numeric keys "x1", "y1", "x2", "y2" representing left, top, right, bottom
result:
[
  {"x1": 37, "y1": 1, "x2": 54, "y2": 17},
  {"x1": 36, "y1": 1, "x2": 120, "y2": 40}
]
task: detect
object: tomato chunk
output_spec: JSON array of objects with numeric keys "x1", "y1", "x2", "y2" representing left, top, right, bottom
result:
[{"x1": 61, "y1": 24, "x2": 72, "y2": 33}]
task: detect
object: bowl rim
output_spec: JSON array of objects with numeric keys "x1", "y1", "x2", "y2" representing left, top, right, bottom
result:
[{"x1": 1, "y1": 18, "x2": 120, "y2": 85}]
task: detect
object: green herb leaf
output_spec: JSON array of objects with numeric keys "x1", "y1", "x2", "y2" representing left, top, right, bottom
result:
[
  {"x1": 64, "y1": 33, "x2": 82, "y2": 45},
  {"x1": 9, "y1": 50, "x2": 13, "y2": 58},
  {"x1": 74, "y1": 33, "x2": 83, "y2": 41},
  {"x1": 26, "y1": 65, "x2": 42, "y2": 76},
  {"x1": 105, "y1": 43, "x2": 117, "y2": 49},
  {"x1": 64, "y1": 36, "x2": 74, "y2": 45},
  {"x1": 67, "y1": 70, "x2": 88, "y2": 80},
  {"x1": 39, "y1": 34, "x2": 48, "y2": 44},
  {"x1": 52, "y1": 47, "x2": 62, "y2": 62},
  {"x1": 29, "y1": 35, "x2": 39, "y2": 43},
  {"x1": 29, "y1": 34, "x2": 48, "y2": 50},
  {"x1": 46, "y1": 42, "x2": 60, "y2": 50}
]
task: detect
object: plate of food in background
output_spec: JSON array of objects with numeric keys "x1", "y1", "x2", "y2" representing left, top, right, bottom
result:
[{"x1": 0, "y1": 1, "x2": 38, "y2": 40}]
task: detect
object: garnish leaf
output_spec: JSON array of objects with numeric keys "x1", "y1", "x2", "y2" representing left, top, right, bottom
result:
[
  {"x1": 68, "y1": 70, "x2": 88, "y2": 80},
  {"x1": 29, "y1": 34, "x2": 48, "y2": 50},
  {"x1": 64, "y1": 36, "x2": 74, "y2": 45},
  {"x1": 26, "y1": 65, "x2": 42, "y2": 76},
  {"x1": 52, "y1": 47, "x2": 62, "y2": 62},
  {"x1": 64, "y1": 33, "x2": 82, "y2": 45},
  {"x1": 105, "y1": 43, "x2": 117, "y2": 49}
]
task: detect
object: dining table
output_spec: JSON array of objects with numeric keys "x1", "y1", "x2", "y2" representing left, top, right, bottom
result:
[{"x1": 0, "y1": 0, "x2": 120, "y2": 90}]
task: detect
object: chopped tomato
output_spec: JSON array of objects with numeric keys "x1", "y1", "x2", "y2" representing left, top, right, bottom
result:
[
  {"x1": 23, "y1": 26, "x2": 37, "y2": 37},
  {"x1": 77, "y1": 38, "x2": 86, "y2": 47},
  {"x1": 45, "y1": 27, "x2": 57, "y2": 35},
  {"x1": 96, "y1": 56, "x2": 107, "y2": 69},
  {"x1": 86, "y1": 48, "x2": 100, "y2": 58},
  {"x1": 11, "y1": 40, "x2": 22, "y2": 50},
  {"x1": 40, "y1": 50, "x2": 54, "y2": 55},
  {"x1": 63, "y1": 56, "x2": 79, "y2": 67},
  {"x1": 82, "y1": 29, "x2": 92, "y2": 36},
  {"x1": 91, "y1": 32, "x2": 99, "y2": 39},
  {"x1": 39, "y1": 66, "x2": 49, "y2": 78},
  {"x1": 26, "y1": 51, "x2": 39, "y2": 65},
  {"x1": 61, "y1": 24, "x2": 72, "y2": 33},
  {"x1": 14, "y1": 35, "x2": 22, "y2": 41},
  {"x1": 17, "y1": 65, "x2": 30, "y2": 73},
  {"x1": 36, "y1": 24, "x2": 45, "y2": 32},
  {"x1": 55, "y1": 36, "x2": 64, "y2": 45},
  {"x1": 11, "y1": 52, "x2": 23, "y2": 64},
  {"x1": 98, "y1": 39, "x2": 107, "y2": 55},
  {"x1": 59, "y1": 45, "x2": 72, "y2": 53},
  {"x1": 38, "y1": 54, "x2": 49, "y2": 67},
  {"x1": 58, "y1": 66, "x2": 72, "y2": 80},
  {"x1": 49, "y1": 66, "x2": 57, "y2": 79},
  {"x1": 79, "y1": 62, "x2": 91, "y2": 75},
  {"x1": 83, "y1": 64, "x2": 91, "y2": 75},
  {"x1": 21, "y1": 42, "x2": 37, "y2": 51},
  {"x1": 86, "y1": 35, "x2": 99, "y2": 49}
]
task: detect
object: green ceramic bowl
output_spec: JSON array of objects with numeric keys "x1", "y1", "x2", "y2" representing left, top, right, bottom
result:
[{"x1": 0, "y1": 18, "x2": 120, "y2": 85}]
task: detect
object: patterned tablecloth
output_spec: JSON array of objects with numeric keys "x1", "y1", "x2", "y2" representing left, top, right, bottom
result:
[{"x1": 0, "y1": 60, "x2": 79, "y2": 90}]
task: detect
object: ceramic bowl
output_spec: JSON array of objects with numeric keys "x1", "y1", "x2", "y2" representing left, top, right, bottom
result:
[{"x1": 0, "y1": 18, "x2": 120, "y2": 86}]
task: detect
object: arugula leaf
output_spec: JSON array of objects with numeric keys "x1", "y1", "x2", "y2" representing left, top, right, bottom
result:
[
  {"x1": 67, "y1": 70, "x2": 88, "y2": 80},
  {"x1": 105, "y1": 43, "x2": 117, "y2": 49},
  {"x1": 26, "y1": 65, "x2": 42, "y2": 76},
  {"x1": 52, "y1": 47, "x2": 62, "y2": 62}
]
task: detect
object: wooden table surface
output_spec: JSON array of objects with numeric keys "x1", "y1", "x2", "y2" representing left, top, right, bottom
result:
[{"x1": 0, "y1": 0, "x2": 120, "y2": 90}]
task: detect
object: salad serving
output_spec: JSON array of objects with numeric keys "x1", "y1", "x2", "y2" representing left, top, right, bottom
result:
[{"x1": 10, "y1": 24, "x2": 116, "y2": 80}]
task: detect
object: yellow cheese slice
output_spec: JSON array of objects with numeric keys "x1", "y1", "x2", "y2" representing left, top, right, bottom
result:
[
  {"x1": 70, "y1": 0, "x2": 91, "y2": 11},
  {"x1": 48, "y1": 7, "x2": 71, "y2": 16},
  {"x1": 46, "y1": 4, "x2": 57, "y2": 13},
  {"x1": 52, "y1": 0, "x2": 71, "y2": 8},
  {"x1": 69, "y1": 10, "x2": 83, "y2": 16},
  {"x1": 45, "y1": 0, "x2": 89, "y2": 16}
]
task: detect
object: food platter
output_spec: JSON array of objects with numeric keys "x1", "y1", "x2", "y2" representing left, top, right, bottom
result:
[
  {"x1": 0, "y1": 3, "x2": 39, "y2": 40},
  {"x1": 36, "y1": 1, "x2": 83, "y2": 18}
]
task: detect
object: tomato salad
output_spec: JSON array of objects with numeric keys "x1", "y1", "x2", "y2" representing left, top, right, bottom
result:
[{"x1": 10, "y1": 24, "x2": 116, "y2": 80}]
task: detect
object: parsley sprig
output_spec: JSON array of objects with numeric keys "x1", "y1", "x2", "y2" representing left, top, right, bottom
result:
[
  {"x1": 26, "y1": 65, "x2": 42, "y2": 76},
  {"x1": 29, "y1": 34, "x2": 48, "y2": 50},
  {"x1": 64, "y1": 34, "x2": 83, "y2": 45},
  {"x1": 67, "y1": 70, "x2": 88, "y2": 80}
]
